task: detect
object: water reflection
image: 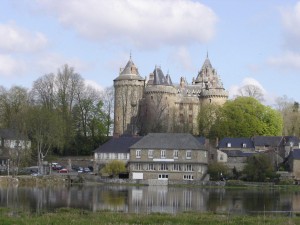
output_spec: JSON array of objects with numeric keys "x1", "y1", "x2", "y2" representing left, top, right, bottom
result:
[{"x1": 0, "y1": 185, "x2": 296, "y2": 215}]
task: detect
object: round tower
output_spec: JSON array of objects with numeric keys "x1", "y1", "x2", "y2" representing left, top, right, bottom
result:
[
  {"x1": 144, "y1": 66, "x2": 177, "y2": 133},
  {"x1": 113, "y1": 57, "x2": 145, "y2": 136},
  {"x1": 195, "y1": 55, "x2": 228, "y2": 106}
]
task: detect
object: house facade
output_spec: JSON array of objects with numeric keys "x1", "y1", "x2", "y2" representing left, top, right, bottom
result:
[
  {"x1": 93, "y1": 136, "x2": 142, "y2": 172},
  {"x1": 0, "y1": 129, "x2": 31, "y2": 171},
  {"x1": 128, "y1": 133, "x2": 208, "y2": 181},
  {"x1": 287, "y1": 149, "x2": 300, "y2": 181},
  {"x1": 218, "y1": 136, "x2": 300, "y2": 172}
]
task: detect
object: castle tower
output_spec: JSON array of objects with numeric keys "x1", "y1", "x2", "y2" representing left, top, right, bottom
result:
[
  {"x1": 144, "y1": 66, "x2": 177, "y2": 133},
  {"x1": 195, "y1": 54, "x2": 228, "y2": 105},
  {"x1": 114, "y1": 57, "x2": 145, "y2": 136}
]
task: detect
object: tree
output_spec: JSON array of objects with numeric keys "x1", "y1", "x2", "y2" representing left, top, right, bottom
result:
[
  {"x1": 237, "y1": 84, "x2": 264, "y2": 102},
  {"x1": 210, "y1": 97, "x2": 283, "y2": 139},
  {"x1": 0, "y1": 86, "x2": 29, "y2": 130},
  {"x1": 100, "y1": 86, "x2": 114, "y2": 137},
  {"x1": 275, "y1": 95, "x2": 300, "y2": 136},
  {"x1": 31, "y1": 73, "x2": 55, "y2": 110},
  {"x1": 101, "y1": 160, "x2": 126, "y2": 177},
  {"x1": 243, "y1": 154, "x2": 276, "y2": 182},
  {"x1": 198, "y1": 103, "x2": 220, "y2": 137},
  {"x1": 208, "y1": 162, "x2": 229, "y2": 181},
  {"x1": 26, "y1": 106, "x2": 64, "y2": 174}
]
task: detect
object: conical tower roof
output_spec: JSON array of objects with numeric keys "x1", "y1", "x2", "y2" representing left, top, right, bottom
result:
[
  {"x1": 114, "y1": 57, "x2": 144, "y2": 81},
  {"x1": 152, "y1": 66, "x2": 172, "y2": 85}
]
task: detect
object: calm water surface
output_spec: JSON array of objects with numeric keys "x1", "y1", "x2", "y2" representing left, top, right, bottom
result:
[{"x1": 0, "y1": 185, "x2": 299, "y2": 215}]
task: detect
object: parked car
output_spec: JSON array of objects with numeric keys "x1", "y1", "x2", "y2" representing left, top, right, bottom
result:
[
  {"x1": 52, "y1": 163, "x2": 63, "y2": 170},
  {"x1": 58, "y1": 168, "x2": 68, "y2": 173},
  {"x1": 83, "y1": 167, "x2": 91, "y2": 173},
  {"x1": 77, "y1": 167, "x2": 83, "y2": 173},
  {"x1": 31, "y1": 172, "x2": 42, "y2": 176}
]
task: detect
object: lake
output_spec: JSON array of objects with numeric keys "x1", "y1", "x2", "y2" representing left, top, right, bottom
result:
[{"x1": 1, "y1": 184, "x2": 299, "y2": 215}]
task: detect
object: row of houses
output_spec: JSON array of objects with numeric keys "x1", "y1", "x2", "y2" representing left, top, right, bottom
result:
[
  {"x1": 1, "y1": 127, "x2": 300, "y2": 181},
  {"x1": 94, "y1": 133, "x2": 300, "y2": 181}
]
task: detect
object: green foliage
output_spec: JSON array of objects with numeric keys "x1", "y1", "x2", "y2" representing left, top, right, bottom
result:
[
  {"x1": 101, "y1": 160, "x2": 126, "y2": 177},
  {"x1": 198, "y1": 103, "x2": 220, "y2": 137},
  {"x1": 208, "y1": 162, "x2": 229, "y2": 181},
  {"x1": 209, "y1": 97, "x2": 283, "y2": 139},
  {"x1": 243, "y1": 154, "x2": 276, "y2": 182}
]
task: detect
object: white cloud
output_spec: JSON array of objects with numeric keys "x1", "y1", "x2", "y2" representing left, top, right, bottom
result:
[
  {"x1": 267, "y1": 51, "x2": 300, "y2": 70},
  {"x1": 0, "y1": 54, "x2": 27, "y2": 76},
  {"x1": 0, "y1": 22, "x2": 47, "y2": 53},
  {"x1": 171, "y1": 47, "x2": 194, "y2": 71},
  {"x1": 228, "y1": 77, "x2": 277, "y2": 106},
  {"x1": 34, "y1": 0, "x2": 217, "y2": 48},
  {"x1": 280, "y1": 2, "x2": 300, "y2": 50},
  {"x1": 36, "y1": 53, "x2": 89, "y2": 75},
  {"x1": 85, "y1": 80, "x2": 104, "y2": 91}
]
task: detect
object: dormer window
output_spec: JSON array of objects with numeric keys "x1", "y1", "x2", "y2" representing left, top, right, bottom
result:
[
  {"x1": 227, "y1": 143, "x2": 231, "y2": 148},
  {"x1": 242, "y1": 143, "x2": 246, "y2": 148}
]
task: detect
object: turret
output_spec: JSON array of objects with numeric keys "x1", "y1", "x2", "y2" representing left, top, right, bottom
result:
[{"x1": 113, "y1": 57, "x2": 145, "y2": 136}]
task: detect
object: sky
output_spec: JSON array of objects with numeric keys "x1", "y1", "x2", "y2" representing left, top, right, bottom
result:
[{"x1": 0, "y1": 0, "x2": 300, "y2": 106}]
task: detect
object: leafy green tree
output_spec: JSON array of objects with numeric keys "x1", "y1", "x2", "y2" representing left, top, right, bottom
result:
[
  {"x1": 101, "y1": 160, "x2": 127, "y2": 177},
  {"x1": 198, "y1": 103, "x2": 220, "y2": 137},
  {"x1": 26, "y1": 106, "x2": 64, "y2": 174},
  {"x1": 208, "y1": 162, "x2": 229, "y2": 181},
  {"x1": 210, "y1": 97, "x2": 283, "y2": 139},
  {"x1": 243, "y1": 154, "x2": 276, "y2": 182},
  {"x1": 275, "y1": 95, "x2": 300, "y2": 136}
]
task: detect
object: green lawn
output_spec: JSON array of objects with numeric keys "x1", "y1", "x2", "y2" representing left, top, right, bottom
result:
[{"x1": 0, "y1": 208, "x2": 299, "y2": 225}]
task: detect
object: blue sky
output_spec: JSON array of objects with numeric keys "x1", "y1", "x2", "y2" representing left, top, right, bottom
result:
[{"x1": 0, "y1": 0, "x2": 300, "y2": 106}]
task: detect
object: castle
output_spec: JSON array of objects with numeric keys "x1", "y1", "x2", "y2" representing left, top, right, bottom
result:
[{"x1": 113, "y1": 54, "x2": 228, "y2": 136}]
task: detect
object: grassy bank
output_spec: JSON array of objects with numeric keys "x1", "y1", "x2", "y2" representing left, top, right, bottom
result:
[{"x1": 0, "y1": 208, "x2": 299, "y2": 225}]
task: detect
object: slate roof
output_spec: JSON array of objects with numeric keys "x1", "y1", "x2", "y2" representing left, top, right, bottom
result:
[
  {"x1": 253, "y1": 136, "x2": 283, "y2": 147},
  {"x1": 130, "y1": 133, "x2": 205, "y2": 150},
  {"x1": 0, "y1": 129, "x2": 27, "y2": 140},
  {"x1": 195, "y1": 136, "x2": 206, "y2": 145},
  {"x1": 282, "y1": 136, "x2": 300, "y2": 147},
  {"x1": 94, "y1": 136, "x2": 142, "y2": 154},
  {"x1": 291, "y1": 149, "x2": 300, "y2": 160},
  {"x1": 153, "y1": 66, "x2": 171, "y2": 86},
  {"x1": 114, "y1": 58, "x2": 144, "y2": 81},
  {"x1": 218, "y1": 137, "x2": 254, "y2": 149}
]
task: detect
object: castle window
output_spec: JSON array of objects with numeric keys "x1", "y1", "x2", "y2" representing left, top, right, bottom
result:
[
  {"x1": 180, "y1": 114, "x2": 184, "y2": 123},
  {"x1": 189, "y1": 115, "x2": 193, "y2": 123},
  {"x1": 161, "y1": 150, "x2": 166, "y2": 158},
  {"x1": 186, "y1": 150, "x2": 192, "y2": 159},
  {"x1": 173, "y1": 164, "x2": 181, "y2": 171},
  {"x1": 185, "y1": 164, "x2": 193, "y2": 171},
  {"x1": 173, "y1": 150, "x2": 179, "y2": 159},
  {"x1": 159, "y1": 164, "x2": 168, "y2": 171},
  {"x1": 147, "y1": 163, "x2": 155, "y2": 171},
  {"x1": 179, "y1": 103, "x2": 183, "y2": 110},
  {"x1": 135, "y1": 163, "x2": 142, "y2": 170},
  {"x1": 136, "y1": 150, "x2": 141, "y2": 158},
  {"x1": 151, "y1": 96, "x2": 153, "y2": 100},
  {"x1": 209, "y1": 99, "x2": 212, "y2": 103},
  {"x1": 189, "y1": 104, "x2": 193, "y2": 110},
  {"x1": 148, "y1": 150, "x2": 153, "y2": 158}
]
